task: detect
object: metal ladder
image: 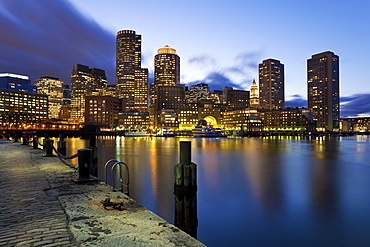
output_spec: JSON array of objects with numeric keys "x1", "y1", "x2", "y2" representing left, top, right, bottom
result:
[{"x1": 104, "y1": 159, "x2": 130, "y2": 195}]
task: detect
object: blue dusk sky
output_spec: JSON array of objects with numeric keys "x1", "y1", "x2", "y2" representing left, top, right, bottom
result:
[{"x1": 0, "y1": 0, "x2": 369, "y2": 117}]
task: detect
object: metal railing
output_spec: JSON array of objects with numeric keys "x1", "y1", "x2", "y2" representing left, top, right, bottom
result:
[{"x1": 104, "y1": 159, "x2": 130, "y2": 195}]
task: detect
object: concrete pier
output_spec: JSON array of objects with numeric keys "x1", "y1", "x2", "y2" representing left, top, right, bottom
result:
[{"x1": 0, "y1": 139, "x2": 205, "y2": 247}]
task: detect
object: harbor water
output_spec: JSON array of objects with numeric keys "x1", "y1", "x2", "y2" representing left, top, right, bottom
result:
[{"x1": 65, "y1": 135, "x2": 370, "y2": 247}]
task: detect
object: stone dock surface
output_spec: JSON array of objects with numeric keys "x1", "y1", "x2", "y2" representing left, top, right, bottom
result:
[{"x1": 0, "y1": 139, "x2": 206, "y2": 247}]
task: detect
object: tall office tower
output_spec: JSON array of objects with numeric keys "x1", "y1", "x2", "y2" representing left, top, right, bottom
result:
[
  {"x1": 150, "y1": 45, "x2": 180, "y2": 108},
  {"x1": 307, "y1": 51, "x2": 339, "y2": 131},
  {"x1": 35, "y1": 76, "x2": 64, "y2": 119},
  {"x1": 154, "y1": 45, "x2": 180, "y2": 86},
  {"x1": 116, "y1": 30, "x2": 148, "y2": 112},
  {"x1": 250, "y1": 79, "x2": 260, "y2": 108},
  {"x1": 258, "y1": 59, "x2": 285, "y2": 110},
  {"x1": 150, "y1": 45, "x2": 181, "y2": 127},
  {"x1": 70, "y1": 64, "x2": 107, "y2": 123},
  {"x1": 133, "y1": 68, "x2": 149, "y2": 112}
]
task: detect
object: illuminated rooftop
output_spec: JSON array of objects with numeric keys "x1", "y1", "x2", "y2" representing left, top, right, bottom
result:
[
  {"x1": 0, "y1": 73, "x2": 29, "y2": 80},
  {"x1": 157, "y1": 45, "x2": 176, "y2": 54}
]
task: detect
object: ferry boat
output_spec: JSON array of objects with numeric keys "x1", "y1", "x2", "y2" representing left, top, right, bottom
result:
[
  {"x1": 124, "y1": 130, "x2": 148, "y2": 137},
  {"x1": 192, "y1": 125, "x2": 223, "y2": 137}
]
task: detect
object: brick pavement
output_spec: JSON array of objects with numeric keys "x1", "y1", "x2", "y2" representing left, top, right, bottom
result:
[{"x1": 0, "y1": 139, "x2": 75, "y2": 246}]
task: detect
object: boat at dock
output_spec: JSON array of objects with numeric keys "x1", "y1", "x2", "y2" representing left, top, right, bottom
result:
[
  {"x1": 192, "y1": 125, "x2": 223, "y2": 137},
  {"x1": 124, "y1": 130, "x2": 148, "y2": 137}
]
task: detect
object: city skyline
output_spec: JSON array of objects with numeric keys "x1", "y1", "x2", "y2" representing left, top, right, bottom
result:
[{"x1": 0, "y1": 0, "x2": 369, "y2": 117}]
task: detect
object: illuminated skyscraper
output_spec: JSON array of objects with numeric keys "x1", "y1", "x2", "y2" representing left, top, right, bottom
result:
[
  {"x1": 250, "y1": 79, "x2": 259, "y2": 108},
  {"x1": 154, "y1": 45, "x2": 180, "y2": 86},
  {"x1": 70, "y1": 64, "x2": 107, "y2": 123},
  {"x1": 259, "y1": 59, "x2": 285, "y2": 110},
  {"x1": 116, "y1": 30, "x2": 148, "y2": 111},
  {"x1": 307, "y1": 51, "x2": 339, "y2": 131},
  {"x1": 150, "y1": 45, "x2": 181, "y2": 127},
  {"x1": 35, "y1": 76, "x2": 64, "y2": 119}
]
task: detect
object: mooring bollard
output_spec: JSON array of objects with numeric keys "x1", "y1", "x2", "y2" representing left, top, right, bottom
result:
[
  {"x1": 174, "y1": 141, "x2": 197, "y2": 191},
  {"x1": 174, "y1": 141, "x2": 198, "y2": 237},
  {"x1": 57, "y1": 134, "x2": 66, "y2": 156},
  {"x1": 43, "y1": 139, "x2": 55, "y2": 157},
  {"x1": 13, "y1": 134, "x2": 19, "y2": 142},
  {"x1": 73, "y1": 149, "x2": 97, "y2": 184},
  {"x1": 32, "y1": 136, "x2": 39, "y2": 149},
  {"x1": 21, "y1": 134, "x2": 28, "y2": 145}
]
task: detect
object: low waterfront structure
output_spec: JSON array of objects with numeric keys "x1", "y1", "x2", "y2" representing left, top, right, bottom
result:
[
  {"x1": 259, "y1": 107, "x2": 315, "y2": 132},
  {"x1": 0, "y1": 88, "x2": 48, "y2": 129}
]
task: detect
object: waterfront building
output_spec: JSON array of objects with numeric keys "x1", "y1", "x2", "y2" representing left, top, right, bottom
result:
[
  {"x1": 222, "y1": 108, "x2": 262, "y2": 132},
  {"x1": 197, "y1": 100, "x2": 224, "y2": 127},
  {"x1": 259, "y1": 108, "x2": 315, "y2": 132},
  {"x1": 116, "y1": 30, "x2": 148, "y2": 111},
  {"x1": 157, "y1": 109, "x2": 178, "y2": 128},
  {"x1": 340, "y1": 117, "x2": 370, "y2": 132},
  {"x1": 0, "y1": 88, "x2": 48, "y2": 129},
  {"x1": 307, "y1": 51, "x2": 339, "y2": 131},
  {"x1": 117, "y1": 112, "x2": 150, "y2": 130},
  {"x1": 250, "y1": 79, "x2": 260, "y2": 108},
  {"x1": 178, "y1": 103, "x2": 199, "y2": 129},
  {"x1": 0, "y1": 73, "x2": 37, "y2": 93},
  {"x1": 70, "y1": 64, "x2": 107, "y2": 124},
  {"x1": 35, "y1": 76, "x2": 64, "y2": 119},
  {"x1": 85, "y1": 95, "x2": 122, "y2": 129},
  {"x1": 259, "y1": 59, "x2": 285, "y2": 110},
  {"x1": 222, "y1": 86, "x2": 250, "y2": 111},
  {"x1": 187, "y1": 83, "x2": 210, "y2": 103}
]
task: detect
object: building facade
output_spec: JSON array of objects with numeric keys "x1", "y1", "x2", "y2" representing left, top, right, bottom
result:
[
  {"x1": 0, "y1": 88, "x2": 48, "y2": 129},
  {"x1": 35, "y1": 76, "x2": 64, "y2": 119},
  {"x1": 187, "y1": 83, "x2": 210, "y2": 103},
  {"x1": 222, "y1": 87, "x2": 250, "y2": 111},
  {"x1": 259, "y1": 59, "x2": 285, "y2": 110},
  {"x1": 259, "y1": 108, "x2": 315, "y2": 132},
  {"x1": 307, "y1": 51, "x2": 339, "y2": 131},
  {"x1": 222, "y1": 108, "x2": 262, "y2": 132},
  {"x1": 85, "y1": 96, "x2": 122, "y2": 129},
  {"x1": 116, "y1": 30, "x2": 148, "y2": 111},
  {"x1": 150, "y1": 45, "x2": 181, "y2": 128},
  {"x1": 0, "y1": 73, "x2": 37, "y2": 93},
  {"x1": 70, "y1": 64, "x2": 107, "y2": 123}
]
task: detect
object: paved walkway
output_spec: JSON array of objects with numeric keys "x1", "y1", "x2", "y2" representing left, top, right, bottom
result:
[
  {"x1": 0, "y1": 139, "x2": 75, "y2": 246},
  {"x1": 0, "y1": 139, "x2": 205, "y2": 247}
]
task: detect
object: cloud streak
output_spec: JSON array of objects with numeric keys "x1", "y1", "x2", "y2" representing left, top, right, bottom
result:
[
  {"x1": 0, "y1": 0, "x2": 115, "y2": 83},
  {"x1": 185, "y1": 52, "x2": 261, "y2": 91}
]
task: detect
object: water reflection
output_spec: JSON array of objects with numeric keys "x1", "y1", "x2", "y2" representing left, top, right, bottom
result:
[{"x1": 62, "y1": 136, "x2": 370, "y2": 247}]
